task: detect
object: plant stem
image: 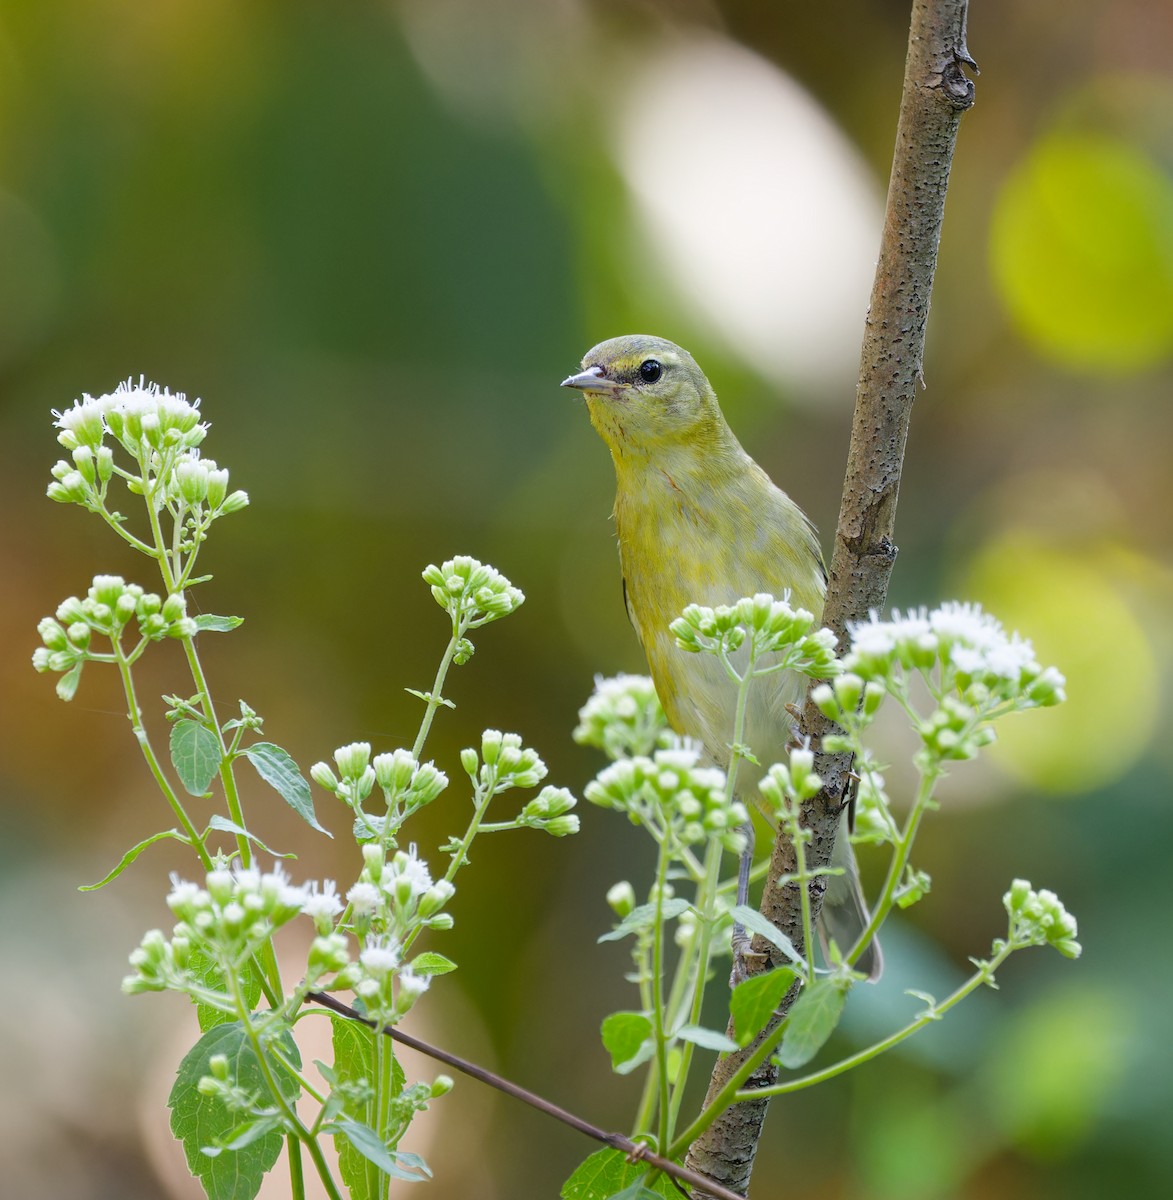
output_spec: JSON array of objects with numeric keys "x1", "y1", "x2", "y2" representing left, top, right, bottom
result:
[{"x1": 745, "y1": 942, "x2": 1012, "y2": 1098}]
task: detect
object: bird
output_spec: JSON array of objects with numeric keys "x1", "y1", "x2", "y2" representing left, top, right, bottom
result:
[{"x1": 562, "y1": 333, "x2": 880, "y2": 981}]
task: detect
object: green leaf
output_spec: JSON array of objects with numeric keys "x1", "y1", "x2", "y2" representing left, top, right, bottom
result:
[
  {"x1": 675, "y1": 1024, "x2": 739, "y2": 1054},
  {"x1": 597, "y1": 899, "x2": 690, "y2": 943},
  {"x1": 561, "y1": 1148, "x2": 677, "y2": 1200},
  {"x1": 330, "y1": 1118, "x2": 432, "y2": 1181},
  {"x1": 330, "y1": 1014, "x2": 408, "y2": 1199},
  {"x1": 171, "y1": 719, "x2": 222, "y2": 796},
  {"x1": 730, "y1": 967, "x2": 797, "y2": 1046},
  {"x1": 600, "y1": 1011, "x2": 653, "y2": 1073},
  {"x1": 194, "y1": 614, "x2": 244, "y2": 633},
  {"x1": 206, "y1": 815, "x2": 294, "y2": 859},
  {"x1": 776, "y1": 977, "x2": 849, "y2": 1069},
  {"x1": 79, "y1": 828, "x2": 190, "y2": 890},
  {"x1": 188, "y1": 945, "x2": 264, "y2": 1032},
  {"x1": 242, "y1": 743, "x2": 329, "y2": 835},
  {"x1": 730, "y1": 904, "x2": 805, "y2": 966},
  {"x1": 405, "y1": 687, "x2": 456, "y2": 710},
  {"x1": 408, "y1": 951, "x2": 457, "y2": 977},
  {"x1": 168, "y1": 1022, "x2": 301, "y2": 1200},
  {"x1": 56, "y1": 662, "x2": 83, "y2": 702}
]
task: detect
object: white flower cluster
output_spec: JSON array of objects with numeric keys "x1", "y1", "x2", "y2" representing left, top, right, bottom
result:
[
  {"x1": 573, "y1": 673, "x2": 670, "y2": 761},
  {"x1": 422, "y1": 555, "x2": 525, "y2": 630},
  {"x1": 845, "y1": 601, "x2": 1066, "y2": 707},
  {"x1": 586, "y1": 744, "x2": 746, "y2": 855}
]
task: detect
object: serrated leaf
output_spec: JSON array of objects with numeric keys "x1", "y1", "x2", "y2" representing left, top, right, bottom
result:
[
  {"x1": 329, "y1": 1014, "x2": 408, "y2": 1198},
  {"x1": 206, "y1": 815, "x2": 294, "y2": 859},
  {"x1": 194, "y1": 614, "x2": 244, "y2": 633},
  {"x1": 675, "y1": 1023, "x2": 739, "y2": 1053},
  {"x1": 242, "y1": 743, "x2": 329, "y2": 835},
  {"x1": 730, "y1": 904, "x2": 805, "y2": 966},
  {"x1": 168, "y1": 1022, "x2": 301, "y2": 1200},
  {"x1": 601, "y1": 1011, "x2": 653, "y2": 1073},
  {"x1": 79, "y1": 828, "x2": 190, "y2": 890},
  {"x1": 330, "y1": 1119, "x2": 432, "y2": 1181},
  {"x1": 776, "y1": 977, "x2": 849, "y2": 1069},
  {"x1": 561, "y1": 1148, "x2": 678, "y2": 1200},
  {"x1": 171, "y1": 719, "x2": 221, "y2": 796},
  {"x1": 408, "y1": 952, "x2": 457, "y2": 977},
  {"x1": 730, "y1": 967, "x2": 797, "y2": 1046},
  {"x1": 597, "y1": 898, "x2": 691, "y2": 943}
]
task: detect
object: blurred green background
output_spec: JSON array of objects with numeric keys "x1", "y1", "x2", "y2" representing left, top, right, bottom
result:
[{"x1": 2, "y1": 1, "x2": 1171, "y2": 1197}]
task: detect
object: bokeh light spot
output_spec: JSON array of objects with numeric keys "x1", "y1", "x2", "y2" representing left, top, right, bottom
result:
[
  {"x1": 612, "y1": 34, "x2": 882, "y2": 397},
  {"x1": 959, "y1": 531, "x2": 1158, "y2": 793},
  {"x1": 991, "y1": 131, "x2": 1173, "y2": 373}
]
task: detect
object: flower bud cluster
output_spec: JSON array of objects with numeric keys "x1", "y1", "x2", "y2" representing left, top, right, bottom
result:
[
  {"x1": 573, "y1": 673, "x2": 670, "y2": 761},
  {"x1": 463, "y1": 730, "x2": 547, "y2": 792},
  {"x1": 1003, "y1": 879, "x2": 1081, "y2": 959},
  {"x1": 123, "y1": 864, "x2": 321, "y2": 1002},
  {"x1": 47, "y1": 380, "x2": 247, "y2": 525},
  {"x1": 165, "y1": 451, "x2": 248, "y2": 516},
  {"x1": 344, "y1": 938, "x2": 431, "y2": 1028},
  {"x1": 845, "y1": 602, "x2": 1066, "y2": 709},
  {"x1": 345, "y1": 844, "x2": 456, "y2": 943},
  {"x1": 586, "y1": 744, "x2": 746, "y2": 855},
  {"x1": 32, "y1": 576, "x2": 199, "y2": 700},
  {"x1": 814, "y1": 602, "x2": 1067, "y2": 769},
  {"x1": 311, "y1": 743, "x2": 449, "y2": 840},
  {"x1": 516, "y1": 785, "x2": 580, "y2": 837},
  {"x1": 422, "y1": 556, "x2": 524, "y2": 630},
  {"x1": 670, "y1": 593, "x2": 840, "y2": 679}
]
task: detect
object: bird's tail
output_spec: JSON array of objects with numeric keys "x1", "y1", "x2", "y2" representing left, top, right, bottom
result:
[{"x1": 818, "y1": 817, "x2": 883, "y2": 982}]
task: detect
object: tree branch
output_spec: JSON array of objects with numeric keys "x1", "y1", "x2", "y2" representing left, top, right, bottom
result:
[{"x1": 684, "y1": 2, "x2": 976, "y2": 1195}]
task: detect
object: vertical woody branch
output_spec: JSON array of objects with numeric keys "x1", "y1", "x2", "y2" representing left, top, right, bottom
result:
[{"x1": 685, "y1": 2, "x2": 976, "y2": 1195}]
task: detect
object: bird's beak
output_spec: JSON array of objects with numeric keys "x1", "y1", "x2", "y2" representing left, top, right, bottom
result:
[{"x1": 561, "y1": 365, "x2": 621, "y2": 393}]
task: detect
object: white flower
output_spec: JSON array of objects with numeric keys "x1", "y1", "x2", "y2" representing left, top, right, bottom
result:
[
  {"x1": 359, "y1": 941, "x2": 401, "y2": 974},
  {"x1": 347, "y1": 881, "x2": 381, "y2": 915},
  {"x1": 385, "y1": 846, "x2": 433, "y2": 898},
  {"x1": 303, "y1": 880, "x2": 343, "y2": 922}
]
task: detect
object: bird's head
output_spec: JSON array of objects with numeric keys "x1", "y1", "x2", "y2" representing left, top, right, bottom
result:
[{"x1": 561, "y1": 334, "x2": 726, "y2": 456}]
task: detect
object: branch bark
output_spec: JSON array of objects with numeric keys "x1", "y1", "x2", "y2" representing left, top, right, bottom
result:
[{"x1": 684, "y1": 2, "x2": 976, "y2": 1195}]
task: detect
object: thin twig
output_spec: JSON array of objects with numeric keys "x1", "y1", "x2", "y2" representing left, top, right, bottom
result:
[
  {"x1": 683, "y1": 3, "x2": 977, "y2": 1196},
  {"x1": 305, "y1": 991, "x2": 748, "y2": 1200}
]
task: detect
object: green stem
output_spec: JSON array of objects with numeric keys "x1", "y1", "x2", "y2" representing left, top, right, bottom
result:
[
  {"x1": 743, "y1": 942, "x2": 1013, "y2": 1099},
  {"x1": 114, "y1": 641, "x2": 211, "y2": 872},
  {"x1": 411, "y1": 620, "x2": 466, "y2": 761},
  {"x1": 649, "y1": 835, "x2": 672, "y2": 1151},
  {"x1": 667, "y1": 840, "x2": 723, "y2": 1131},
  {"x1": 847, "y1": 763, "x2": 940, "y2": 970},
  {"x1": 227, "y1": 972, "x2": 344, "y2": 1200},
  {"x1": 287, "y1": 1135, "x2": 305, "y2": 1200}
]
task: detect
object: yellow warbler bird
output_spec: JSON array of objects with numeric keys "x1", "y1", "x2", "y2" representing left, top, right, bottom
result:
[{"x1": 563, "y1": 333, "x2": 880, "y2": 980}]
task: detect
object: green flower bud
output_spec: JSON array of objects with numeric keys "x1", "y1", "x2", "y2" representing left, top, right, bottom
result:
[
  {"x1": 162, "y1": 593, "x2": 187, "y2": 623},
  {"x1": 206, "y1": 468, "x2": 229, "y2": 509},
  {"x1": 418, "y1": 880, "x2": 456, "y2": 919},
  {"x1": 67, "y1": 622, "x2": 91, "y2": 649},
  {"x1": 606, "y1": 881, "x2": 636, "y2": 918},
  {"x1": 430, "y1": 1075, "x2": 454, "y2": 1098},
  {"x1": 334, "y1": 741, "x2": 372, "y2": 781},
  {"x1": 91, "y1": 575, "x2": 126, "y2": 609},
  {"x1": 176, "y1": 459, "x2": 209, "y2": 504},
  {"x1": 460, "y1": 747, "x2": 479, "y2": 776},
  {"x1": 72, "y1": 444, "x2": 97, "y2": 485},
  {"x1": 310, "y1": 761, "x2": 338, "y2": 791},
  {"x1": 215, "y1": 488, "x2": 247, "y2": 514},
  {"x1": 208, "y1": 1054, "x2": 231, "y2": 1082},
  {"x1": 37, "y1": 617, "x2": 69, "y2": 651},
  {"x1": 96, "y1": 444, "x2": 114, "y2": 483}
]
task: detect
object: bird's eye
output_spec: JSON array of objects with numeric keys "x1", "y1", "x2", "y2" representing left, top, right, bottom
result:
[{"x1": 639, "y1": 359, "x2": 662, "y2": 383}]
